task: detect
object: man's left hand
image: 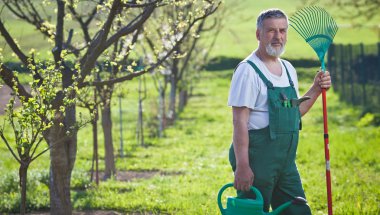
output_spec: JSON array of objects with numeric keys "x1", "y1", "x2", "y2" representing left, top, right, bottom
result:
[{"x1": 314, "y1": 70, "x2": 331, "y2": 91}]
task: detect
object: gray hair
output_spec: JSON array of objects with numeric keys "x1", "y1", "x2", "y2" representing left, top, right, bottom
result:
[{"x1": 256, "y1": 9, "x2": 288, "y2": 30}]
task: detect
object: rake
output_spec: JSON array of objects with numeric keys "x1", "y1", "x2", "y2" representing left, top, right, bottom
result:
[{"x1": 289, "y1": 6, "x2": 338, "y2": 215}]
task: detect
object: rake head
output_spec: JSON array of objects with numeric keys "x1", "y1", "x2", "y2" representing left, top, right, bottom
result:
[{"x1": 289, "y1": 6, "x2": 338, "y2": 70}]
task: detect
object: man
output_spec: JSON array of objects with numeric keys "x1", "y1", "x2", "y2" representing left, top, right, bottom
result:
[{"x1": 227, "y1": 9, "x2": 331, "y2": 214}]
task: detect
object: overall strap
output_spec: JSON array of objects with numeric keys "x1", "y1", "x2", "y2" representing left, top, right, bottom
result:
[
  {"x1": 246, "y1": 60, "x2": 274, "y2": 89},
  {"x1": 281, "y1": 60, "x2": 294, "y2": 87}
]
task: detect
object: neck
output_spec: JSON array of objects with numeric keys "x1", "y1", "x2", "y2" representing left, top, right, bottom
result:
[{"x1": 256, "y1": 48, "x2": 278, "y2": 63}]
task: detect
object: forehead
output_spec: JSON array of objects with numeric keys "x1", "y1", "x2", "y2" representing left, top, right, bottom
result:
[{"x1": 262, "y1": 18, "x2": 288, "y2": 29}]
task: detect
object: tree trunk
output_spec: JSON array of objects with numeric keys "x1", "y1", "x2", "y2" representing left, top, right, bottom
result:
[
  {"x1": 101, "y1": 103, "x2": 116, "y2": 180},
  {"x1": 91, "y1": 117, "x2": 99, "y2": 185},
  {"x1": 138, "y1": 95, "x2": 144, "y2": 147},
  {"x1": 178, "y1": 88, "x2": 188, "y2": 113},
  {"x1": 19, "y1": 163, "x2": 29, "y2": 215},
  {"x1": 48, "y1": 106, "x2": 77, "y2": 215},
  {"x1": 168, "y1": 59, "x2": 179, "y2": 124},
  {"x1": 158, "y1": 89, "x2": 166, "y2": 137}
]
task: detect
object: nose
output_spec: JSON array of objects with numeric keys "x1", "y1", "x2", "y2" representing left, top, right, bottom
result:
[{"x1": 274, "y1": 30, "x2": 281, "y2": 39}]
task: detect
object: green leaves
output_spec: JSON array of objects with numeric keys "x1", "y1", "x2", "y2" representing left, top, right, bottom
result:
[{"x1": 0, "y1": 59, "x2": 79, "y2": 164}]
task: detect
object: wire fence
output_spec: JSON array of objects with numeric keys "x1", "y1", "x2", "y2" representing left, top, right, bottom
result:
[{"x1": 328, "y1": 43, "x2": 380, "y2": 112}]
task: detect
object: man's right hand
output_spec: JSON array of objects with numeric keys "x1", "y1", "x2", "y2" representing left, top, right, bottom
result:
[{"x1": 234, "y1": 165, "x2": 254, "y2": 192}]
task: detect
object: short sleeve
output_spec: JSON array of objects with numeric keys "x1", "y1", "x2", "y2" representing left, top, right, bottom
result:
[{"x1": 227, "y1": 63, "x2": 259, "y2": 109}]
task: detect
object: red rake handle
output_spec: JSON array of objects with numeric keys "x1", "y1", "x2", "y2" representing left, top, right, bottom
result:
[{"x1": 322, "y1": 88, "x2": 333, "y2": 215}]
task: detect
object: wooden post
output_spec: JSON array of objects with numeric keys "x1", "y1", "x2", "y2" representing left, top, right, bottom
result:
[
  {"x1": 340, "y1": 44, "x2": 345, "y2": 100},
  {"x1": 348, "y1": 44, "x2": 355, "y2": 104},
  {"x1": 359, "y1": 43, "x2": 366, "y2": 106}
]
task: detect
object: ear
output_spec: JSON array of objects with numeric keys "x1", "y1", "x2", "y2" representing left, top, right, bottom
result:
[{"x1": 256, "y1": 29, "x2": 260, "y2": 41}]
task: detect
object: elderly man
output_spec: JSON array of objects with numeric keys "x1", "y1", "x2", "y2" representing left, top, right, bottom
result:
[{"x1": 227, "y1": 8, "x2": 331, "y2": 214}]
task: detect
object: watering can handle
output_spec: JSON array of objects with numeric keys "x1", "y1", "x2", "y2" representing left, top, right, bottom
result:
[
  {"x1": 217, "y1": 183, "x2": 233, "y2": 215},
  {"x1": 217, "y1": 183, "x2": 264, "y2": 215}
]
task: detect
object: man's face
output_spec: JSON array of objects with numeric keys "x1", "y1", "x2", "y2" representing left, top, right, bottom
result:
[{"x1": 257, "y1": 18, "x2": 288, "y2": 57}]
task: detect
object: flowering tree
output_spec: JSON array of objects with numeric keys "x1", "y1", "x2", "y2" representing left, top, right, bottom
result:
[
  {"x1": 0, "y1": 0, "x2": 221, "y2": 213},
  {"x1": 0, "y1": 61, "x2": 77, "y2": 214},
  {"x1": 144, "y1": 0, "x2": 222, "y2": 126}
]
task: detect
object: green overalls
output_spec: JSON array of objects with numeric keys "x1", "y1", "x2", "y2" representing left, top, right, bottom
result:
[{"x1": 229, "y1": 60, "x2": 312, "y2": 215}]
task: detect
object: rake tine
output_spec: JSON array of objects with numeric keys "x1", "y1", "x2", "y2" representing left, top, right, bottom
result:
[{"x1": 290, "y1": 13, "x2": 310, "y2": 40}]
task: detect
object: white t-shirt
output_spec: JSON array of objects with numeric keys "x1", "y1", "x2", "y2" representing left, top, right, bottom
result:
[{"x1": 227, "y1": 51, "x2": 299, "y2": 130}]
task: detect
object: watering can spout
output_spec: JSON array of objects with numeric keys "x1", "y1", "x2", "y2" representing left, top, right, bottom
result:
[
  {"x1": 267, "y1": 202, "x2": 291, "y2": 215},
  {"x1": 268, "y1": 196, "x2": 308, "y2": 215}
]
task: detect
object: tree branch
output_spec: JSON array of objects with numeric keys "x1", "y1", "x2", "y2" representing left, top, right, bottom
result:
[
  {"x1": 147, "y1": 2, "x2": 221, "y2": 74},
  {"x1": 80, "y1": 69, "x2": 147, "y2": 87},
  {"x1": 178, "y1": 19, "x2": 206, "y2": 80},
  {"x1": 52, "y1": 0, "x2": 65, "y2": 64},
  {"x1": 79, "y1": 0, "x2": 122, "y2": 77},
  {"x1": 0, "y1": 64, "x2": 32, "y2": 100},
  {"x1": 0, "y1": 19, "x2": 29, "y2": 66},
  {"x1": 4, "y1": 0, "x2": 55, "y2": 40},
  {"x1": 0, "y1": 131, "x2": 21, "y2": 164},
  {"x1": 79, "y1": 1, "x2": 157, "y2": 81},
  {"x1": 105, "y1": 4, "x2": 156, "y2": 52},
  {"x1": 122, "y1": 0, "x2": 161, "y2": 8}
]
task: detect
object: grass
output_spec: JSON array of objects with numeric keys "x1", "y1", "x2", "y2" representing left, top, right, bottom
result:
[{"x1": 1, "y1": 68, "x2": 379, "y2": 214}]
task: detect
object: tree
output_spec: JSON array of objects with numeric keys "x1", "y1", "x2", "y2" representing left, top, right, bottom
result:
[
  {"x1": 144, "y1": 0, "x2": 222, "y2": 125},
  {"x1": 145, "y1": 0, "x2": 221, "y2": 125},
  {"x1": 0, "y1": 61, "x2": 76, "y2": 214},
  {"x1": 76, "y1": 86, "x2": 100, "y2": 185},
  {"x1": 0, "y1": 0, "x2": 221, "y2": 213}
]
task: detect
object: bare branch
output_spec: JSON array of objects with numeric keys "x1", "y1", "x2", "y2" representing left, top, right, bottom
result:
[
  {"x1": 0, "y1": 19, "x2": 29, "y2": 66},
  {"x1": 147, "y1": 2, "x2": 221, "y2": 74},
  {"x1": 79, "y1": 0, "x2": 123, "y2": 77},
  {"x1": 81, "y1": 69, "x2": 147, "y2": 87},
  {"x1": 84, "y1": 0, "x2": 106, "y2": 26},
  {"x1": 79, "y1": 1, "x2": 157, "y2": 80},
  {"x1": 0, "y1": 64, "x2": 32, "y2": 100},
  {"x1": 4, "y1": 0, "x2": 55, "y2": 39},
  {"x1": 52, "y1": 0, "x2": 65, "y2": 63},
  {"x1": 105, "y1": 4, "x2": 156, "y2": 50},
  {"x1": 121, "y1": 27, "x2": 142, "y2": 64},
  {"x1": 178, "y1": 19, "x2": 206, "y2": 80},
  {"x1": 30, "y1": 136, "x2": 44, "y2": 160},
  {"x1": 0, "y1": 131, "x2": 21, "y2": 164},
  {"x1": 67, "y1": 0, "x2": 105, "y2": 43},
  {"x1": 122, "y1": 0, "x2": 161, "y2": 8}
]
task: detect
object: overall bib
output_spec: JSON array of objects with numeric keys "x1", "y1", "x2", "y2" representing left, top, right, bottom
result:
[{"x1": 229, "y1": 60, "x2": 312, "y2": 215}]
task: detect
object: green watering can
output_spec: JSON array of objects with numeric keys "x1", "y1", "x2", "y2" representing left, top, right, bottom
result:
[{"x1": 217, "y1": 183, "x2": 307, "y2": 215}]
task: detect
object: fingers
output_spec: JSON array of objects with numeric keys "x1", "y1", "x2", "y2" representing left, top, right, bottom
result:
[
  {"x1": 234, "y1": 176, "x2": 254, "y2": 192},
  {"x1": 316, "y1": 70, "x2": 331, "y2": 89}
]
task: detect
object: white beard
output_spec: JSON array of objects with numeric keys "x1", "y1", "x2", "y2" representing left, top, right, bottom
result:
[{"x1": 265, "y1": 43, "x2": 285, "y2": 57}]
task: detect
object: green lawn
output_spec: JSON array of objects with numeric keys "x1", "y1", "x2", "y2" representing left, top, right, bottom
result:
[{"x1": 1, "y1": 68, "x2": 379, "y2": 214}]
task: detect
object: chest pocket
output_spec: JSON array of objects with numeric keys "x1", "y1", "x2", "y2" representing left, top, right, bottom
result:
[{"x1": 268, "y1": 87, "x2": 300, "y2": 134}]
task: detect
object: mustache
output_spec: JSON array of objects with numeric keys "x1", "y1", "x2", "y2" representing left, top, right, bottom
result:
[{"x1": 271, "y1": 41, "x2": 283, "y2": 45}]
